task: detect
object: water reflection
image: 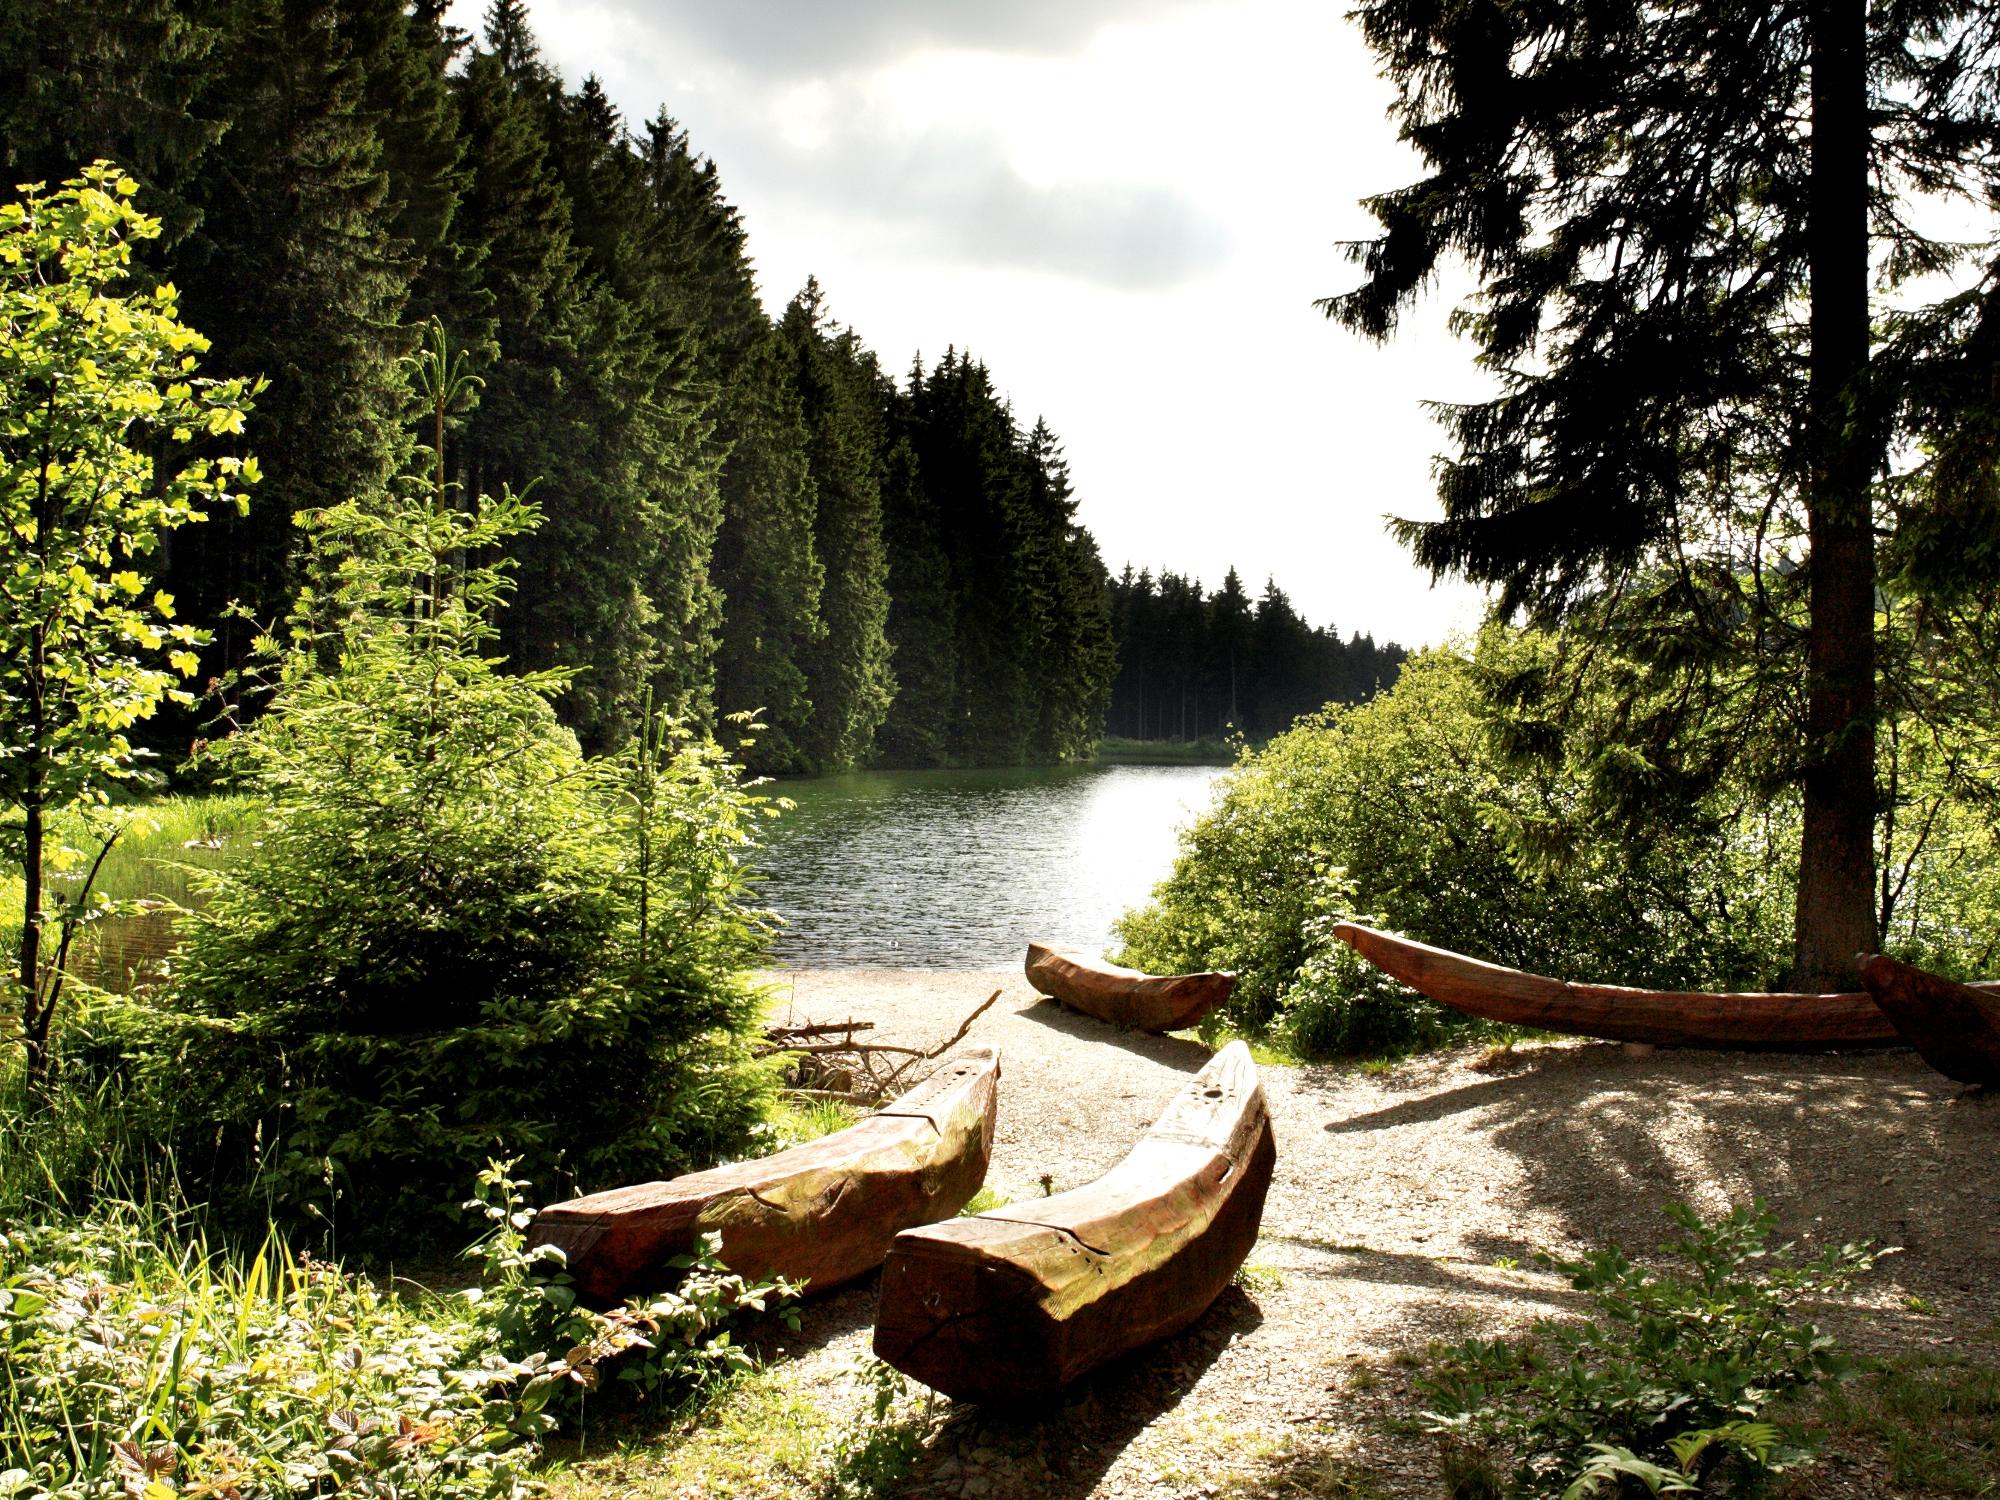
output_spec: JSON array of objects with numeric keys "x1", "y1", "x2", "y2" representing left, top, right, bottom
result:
[{"x1": 757, "y1": 763, "x2": 1224, "y2": 969}]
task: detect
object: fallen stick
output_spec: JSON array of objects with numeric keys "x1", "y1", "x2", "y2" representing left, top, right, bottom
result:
[
  {"x1": 874, "y1": 990, "x2": 1006, "y2": 1094},
  {"x1": 766, "y1": 1020, "x2": 877, "y2": 1041},
  {"x1": 772, "y1": 1040, "x2": 931, "y2": 1059},
  {"x1": 922, "y1": 989, "x2": 1002, "y2": 1059},
  {"x1": 774, "y1": 989, "x2": 1006, "y2": 1102}
]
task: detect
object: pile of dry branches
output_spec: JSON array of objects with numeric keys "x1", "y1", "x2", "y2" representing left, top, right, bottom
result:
[{"x1": 759, "y1": 989, "x2": 1000, "y2": 1104}]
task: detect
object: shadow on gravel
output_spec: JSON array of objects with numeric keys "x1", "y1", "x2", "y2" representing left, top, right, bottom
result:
[
  {"x1": 742, "y1": 1271, "x2": 884, "y2": 1364},
  {"x1": 1016, "y1": 995, "x2": 1213, "y2": 1071},
  {"x1": 1314, "y1": 1043, "x2": 2000, "y2": 1348},
  {"x1": 1472, "y1": 1051, "x2": 1983, "y2": 1255},
  {"x1": 896, "y1": 1286, "x2": 1265, "y2": 1500},
  {"x1": 1319, "y1": 1070, "x2": 1542, "y2": 1133}
]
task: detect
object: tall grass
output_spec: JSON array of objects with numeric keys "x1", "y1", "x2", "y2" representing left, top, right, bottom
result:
[
  {"x1": 1, "y1": 1195, "x2": 546, "y2": 1500},
  {"x1": 0, "y1": 1086, "x2": 801, "y2": 1500},
  {"x1": 0, "y1": 1060, "x2": 162, "y2": 1220},
  {"x1": 0, "y1": 793, "x2": 258, "y2": 999}
]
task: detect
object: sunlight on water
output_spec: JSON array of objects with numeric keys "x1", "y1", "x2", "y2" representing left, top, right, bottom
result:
[{"x1": 756, "y1": 763, "x2": 1225, "y2": 969}]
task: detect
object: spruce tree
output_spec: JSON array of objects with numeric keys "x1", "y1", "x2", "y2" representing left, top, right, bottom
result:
[
  {"x1": 533, "y1": 72, "x2": 725, "y2": 738},
  {"x1": 710, "y1": 332, "x2": 825, "y2": 772},
  {"x1": 905, "y1": 349, "x2": 1040, "y2": 761},
  {"x1": 1019, "y1": 419, "x2": 1115, "y2": 759},
  {"x1": 781, "y1": 280, "x2": 896, "y2": 771},
  {"x1": 1325, "y1": 0, "x2": 2000, "y2": 986},
  {"x1": 0, "y1": 0, "x2": 231, "y2": 247},
  {"x1": 876, "y1": 434, "x2": 958, "y2": 765},
  {"x1": 168, "y1": 0, "x2": 419, "y2": 662},
  {"x1": 349, "y1": 0, "x2": 472, "y2": 332},
  {"x1": 1205, "y1": 565, "x2": 1253, "y2": 734},
  {"x1": 641, "y1": 112, "x2": 828, "y2": 769}
]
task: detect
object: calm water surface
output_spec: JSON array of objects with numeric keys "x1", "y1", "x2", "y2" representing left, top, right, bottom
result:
[{"x1": 756, "y1": 763, "x2": 1225, "y2": 969}]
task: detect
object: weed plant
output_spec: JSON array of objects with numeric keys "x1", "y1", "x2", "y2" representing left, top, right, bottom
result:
[
  {"x1": 0, "y1": 1160, "x2": 797, "y2": 1500},
  {"x1": 756, "y1": 1096, "x2": 864, "y2": 1153},
  {"x1": 1788, "y1": 1345, "x2": 2000, "y2": 1495},
  {"x1": 1418, "y1": 1203, "x2": 1879, "y2": 1498},
  {"x1": 816, "y1": 1359, "x2": 942, "y2": 1500}
]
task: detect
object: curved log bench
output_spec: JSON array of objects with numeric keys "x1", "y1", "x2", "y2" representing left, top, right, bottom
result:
[
  {"x1": 528, "y1": 1046, "x2": 1000, "y2": 1303},
  {"x1": 1860, "y1": 953, "x2": 2000, "y2": 1086},
  {"x1": 1334, "y1": 923, "x2": 1907, "y2": 1049},
  {"x1": 1024, "y1": 941, "x2": 1236, "y2": 1032},
  {"x1": 873, "y1": 1040, "x2": 1274, "y2": 1401}
]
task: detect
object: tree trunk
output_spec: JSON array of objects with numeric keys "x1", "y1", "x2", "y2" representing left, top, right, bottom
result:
[
  {"x1": 1793, "y1": 0, "x2": 1877, "y2": 990},
  {"x1": 16, "y1": 786, "x2": 45, "y2": 1089}
]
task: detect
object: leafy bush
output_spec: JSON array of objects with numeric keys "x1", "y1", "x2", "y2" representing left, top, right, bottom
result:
[
  {"x1": 100, "y1": 331, "x2": 783, "y2": 1244},
  {"x1": 1115, "y1": 635, "x2": 1798, "y2": 1058},
  {"x1": 460, "y1": 1162, "x2": 799, "y2": 1430},
  {"x1": 0, "y1": 162, "x2": 258, "y2": 1089},
  {"x1": 1418, "y1": 1203, "x2": 1879, "y2": 1498},
  {"x1": 0, "y1": 1166, "x2": 796, "y2": 1500}
]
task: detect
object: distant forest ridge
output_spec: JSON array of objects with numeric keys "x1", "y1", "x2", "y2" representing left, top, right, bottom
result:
[
  {"x1": 1109, "y1": 566, "x2": 1407, "y2": 745},
  {"x1": 3, "y1": 0, "x2": 1403, "y2": 770}
]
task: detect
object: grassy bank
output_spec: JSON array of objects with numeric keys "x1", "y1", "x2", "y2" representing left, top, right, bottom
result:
[{"x1": 0, "y1": 793, "x2": 259, "y2": 992}]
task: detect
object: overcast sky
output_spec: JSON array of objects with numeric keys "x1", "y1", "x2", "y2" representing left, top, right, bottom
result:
[{"x1": 458, "y1": 0, "x2": 1494, "y2": 646}]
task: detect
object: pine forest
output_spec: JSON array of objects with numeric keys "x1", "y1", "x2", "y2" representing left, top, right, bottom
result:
[{"x1": 0, "y1": 0, "x2": 1396, "y2": 775}]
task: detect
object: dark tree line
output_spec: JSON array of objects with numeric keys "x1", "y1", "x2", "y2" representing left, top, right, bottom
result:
[
  {"x1": 0, "y1": 0, "x2": 1399, "y2": 771},
  {"x1": 1107, "y1": 567, "x2": 1406, "y2": 743}
]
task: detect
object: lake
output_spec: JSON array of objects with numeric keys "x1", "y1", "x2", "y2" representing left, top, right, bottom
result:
[
  {"x1": 66, "y1": 762, "x2": 1227, "y2": 989},
  {"x1": 756, "y1": 763, "x2": 1226, "y2": 969}
]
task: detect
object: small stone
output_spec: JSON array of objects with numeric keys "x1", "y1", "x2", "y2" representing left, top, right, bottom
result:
[
  {"x1": 970, "y1": 1446, "x2": 1001, "y2": 1465},
  {"x1": 962, "y1": 1477, "x2": 993, "y2": 1498}
]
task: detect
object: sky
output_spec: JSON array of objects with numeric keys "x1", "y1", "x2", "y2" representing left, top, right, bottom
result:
[{"x1": 456, "y1": 0, "x2": 1495, "y2": 647}]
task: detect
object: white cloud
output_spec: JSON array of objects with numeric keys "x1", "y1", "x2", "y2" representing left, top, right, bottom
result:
[
  {"x1": 606, "y1": 0, "x2": 1220, "y2": 75},
  {"x1": 457, "y1": 0, "x2": 1495, "y2": 645}
]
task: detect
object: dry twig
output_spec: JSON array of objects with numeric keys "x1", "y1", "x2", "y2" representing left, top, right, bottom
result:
[{"x1": 766, "y1": 989, "x2": 1002, "y2": 1103}]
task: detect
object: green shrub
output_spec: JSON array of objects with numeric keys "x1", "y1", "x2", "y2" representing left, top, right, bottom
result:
[
  {"x1": 0, "y1": 1165, "x2": 796, "y2": 1500},
  {"x1": 1115, "y1": 635, "x2": 1798, "y2": 1059},
  {"x1": 460, "y1": 1161, "x2": 799, "y2": 1430},
  {"x1": 1418, "y1": 1203, "x2": 1878, "y2": 1498},
  {"x1": 0, "y1": 162, "x2": 259, "y2": 1090},
  {"x1": 99, "y1": 329, "x2": 783, "y2": 1245}
]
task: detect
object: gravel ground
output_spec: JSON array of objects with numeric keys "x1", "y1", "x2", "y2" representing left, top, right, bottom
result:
[{"x1": 700, "y1": 968, "x2": 2000, "y2": 1498}]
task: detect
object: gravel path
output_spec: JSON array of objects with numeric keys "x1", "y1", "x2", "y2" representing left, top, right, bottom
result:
[{"x1": 708, "y1": 969, "x2": 2000, "y2": 1498}]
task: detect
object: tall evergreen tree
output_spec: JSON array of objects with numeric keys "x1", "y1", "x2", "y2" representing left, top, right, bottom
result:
[
  {"x1": 903, "y1": 349, "x2": 1040, "y2": 760},
  {"x1": 876, "y1": 433, "x2": 958, "y2": 765},
  {"x1": 1205, "y1": 565, "x2": 1253, "y2": 732},
  {"x1": 1019, "y1": 419, "x2": 1115, "y2": 759},
  {"x1": 545, "y1": 73, "x2": 725, "y2": 731},
  {"x1": 641, "y1": 111, "x2": 829, "y2": 768},
  {"x1": 709, "y1": 331, "x2": 824, "y2": 771},
  {"x1": 781, "y1": 280, "x2": 896, "y2": 770},
  {"x1": 447, "y1": 10, "x2": 727, "y2": 747},
  {"x1": 168, "y1": 0, "x2": 419, "y2": 658},
  {"x1": 1325, "y1": 0, "x2": 2000, "y2": 985},
  {"x1": 0, "y1": 0, "x2": 231, "y2": 246},
  {"x1": 350, "y1": 0, "x2": 473, "y2": 332}
]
